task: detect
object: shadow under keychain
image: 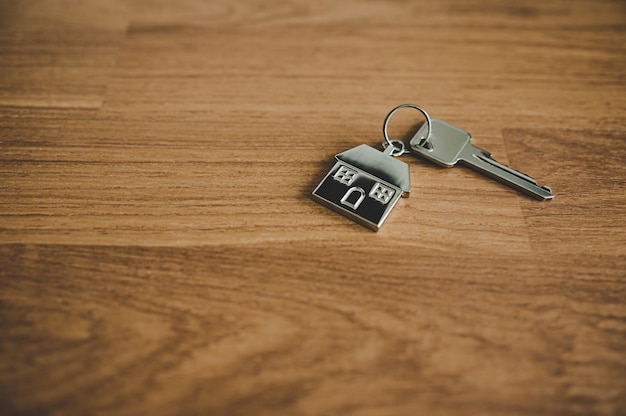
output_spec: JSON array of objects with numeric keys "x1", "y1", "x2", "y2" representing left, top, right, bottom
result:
[{"x1": 312, "y1": 104, "x2": 432, "y2": 231}]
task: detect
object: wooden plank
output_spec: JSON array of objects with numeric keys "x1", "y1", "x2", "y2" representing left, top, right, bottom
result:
[{"x1": 1, "y1": 0, "x2": 625, "y2": 414}]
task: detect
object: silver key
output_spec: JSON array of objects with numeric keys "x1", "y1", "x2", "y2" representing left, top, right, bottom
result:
[{"x1": 410, "y1": 119, "x2": 553, "y2": 200}]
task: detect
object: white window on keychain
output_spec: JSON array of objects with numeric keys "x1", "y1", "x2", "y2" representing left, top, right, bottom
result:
[
  {"x1": 332, "y1": 165, "x2": 358, "y2": 186},
  {"x1": 369, "y1": 182, "x2": 395, "y2": 204}
]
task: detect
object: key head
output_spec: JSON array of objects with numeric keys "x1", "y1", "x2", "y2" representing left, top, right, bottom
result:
[{"x1": 409, "y1": 119, "x2": 471, "y2": 167}]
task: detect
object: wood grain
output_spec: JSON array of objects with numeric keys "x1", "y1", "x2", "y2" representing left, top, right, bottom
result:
[{"x1": 1, "y1": 0, "x2": 625, "y2": 415}]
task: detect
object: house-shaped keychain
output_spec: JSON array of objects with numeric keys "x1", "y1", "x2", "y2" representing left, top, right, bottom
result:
[{"x1": 312, "y1": 144, "x2": 411, "y2": 231}]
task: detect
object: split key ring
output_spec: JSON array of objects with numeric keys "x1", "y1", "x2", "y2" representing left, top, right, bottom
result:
[{"x1": 382, "y1": 104, "x2": 433, "y2": 156}]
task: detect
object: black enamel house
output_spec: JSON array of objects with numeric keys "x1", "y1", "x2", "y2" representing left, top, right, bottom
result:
[{"x1": 312, "y1": 144, "x2": 411, "y2": 231}]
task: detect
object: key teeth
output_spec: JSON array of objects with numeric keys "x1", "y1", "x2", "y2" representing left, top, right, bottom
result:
[{"x1": 540, "y1": 185, "x2": 555, "y2": 200}]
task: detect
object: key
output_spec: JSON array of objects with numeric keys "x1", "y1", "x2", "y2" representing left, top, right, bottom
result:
[{"x1": 409, "y1": 119, "x2": 553, "y2": 200}]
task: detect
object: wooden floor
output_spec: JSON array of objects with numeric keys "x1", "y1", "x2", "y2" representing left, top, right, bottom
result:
[{"x1": 1, "y1": 0, "x2": 625, "y2": 414}]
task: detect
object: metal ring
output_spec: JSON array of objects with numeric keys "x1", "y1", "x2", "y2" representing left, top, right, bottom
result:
[{"x1": 382, "y1": 104, "x2": 432, "y2": 152}]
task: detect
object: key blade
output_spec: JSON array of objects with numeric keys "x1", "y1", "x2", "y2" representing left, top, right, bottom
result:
[
  {"x1": 460, "y1": 145, "x2": 554, "y2": 200},
  {"x1": 474, "y1": 151, "x2": 537, "y2": 184}
]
